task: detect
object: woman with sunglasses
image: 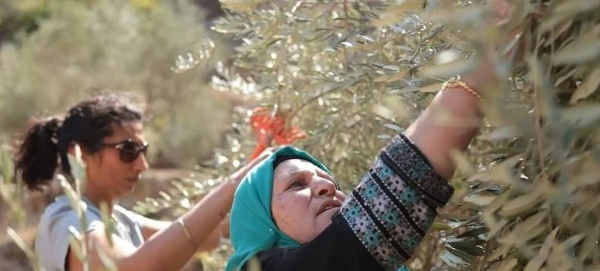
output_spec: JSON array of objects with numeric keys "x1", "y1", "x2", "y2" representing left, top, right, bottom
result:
[{"x1": 14, "y1": 94, "x2": 274, "y2": 271}]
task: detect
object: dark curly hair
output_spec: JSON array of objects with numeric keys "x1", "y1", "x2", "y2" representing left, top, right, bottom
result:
[{"x1": 14, "y1": 93, "x2": 146, "y2": 192}]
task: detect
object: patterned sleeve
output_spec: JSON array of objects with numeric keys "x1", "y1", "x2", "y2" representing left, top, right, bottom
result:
[{"x1": 340, "y1": 133, "x2": 454, "y2": 271}]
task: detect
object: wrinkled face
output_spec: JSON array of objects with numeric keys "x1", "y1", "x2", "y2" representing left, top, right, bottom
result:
[
  {"x1": 271, "y1": 159, "x2": 346, "y2": 244},
  {"x1": 82, "y1": 122, "x2": 149, "y2": 200}
]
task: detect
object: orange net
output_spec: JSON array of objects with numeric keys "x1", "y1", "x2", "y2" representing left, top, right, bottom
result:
[{"x1": 248, "y1": 107, "x2": 307, "y2": 160}]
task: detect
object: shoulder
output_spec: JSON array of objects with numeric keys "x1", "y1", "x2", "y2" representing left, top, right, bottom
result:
[
  {"x1": 113, "y1": 205, "x2": 139, "y2": 220},
  {"x1": 35, "y1": 196, "x2": 106, "y2": 270},
  {"x1": 38, "y1": 196, "x2": 105, "y2": 235},
  {"x1": 113, "y1": 205, "x2": 144, "y2": 226},
  {"x1": 244, "y1": 214, "x2": 383, "y2": 271}
]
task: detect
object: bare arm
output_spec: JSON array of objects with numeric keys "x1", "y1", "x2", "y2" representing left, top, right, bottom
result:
[
  {"x1": 67, "y1": 180, "x2": 239, "y2": 271},
  {"x1": 405, "y1": 80, "x2": 482, "y2": 179},
  {"x1": 67, "y1": 148, "x2": 277, "y2": 271},
  {"x1": 138, "y1": 216, "x2": 230, "y2": 252},
  {"x1": 405, "y1": 0, "x2": 522, "y2": 180}
]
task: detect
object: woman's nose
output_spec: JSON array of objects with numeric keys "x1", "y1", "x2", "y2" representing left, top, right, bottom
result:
[
  {"x1": 133, "y1": 153, "x2": 149, "y2": 172},
  {"x1": 311, "y1": 177, "x2": 336, "y2": 197}
]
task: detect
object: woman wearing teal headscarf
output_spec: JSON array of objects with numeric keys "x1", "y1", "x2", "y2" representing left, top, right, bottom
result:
[
  {"x1": 227, "y1": 130, "x2": 455, "y2": 271},
  {"x1": 226, "y1": 83, "x2": 490, "y2": 271},
  {"x1": 226, "y1": 74, "x2": 483, "y2": 271},
  {"x1": 224, "y1": 56, "x2": 501, "y2": 271},
  {"x1": 226, "y1": 3, "x2": 513, "y2": 266}
]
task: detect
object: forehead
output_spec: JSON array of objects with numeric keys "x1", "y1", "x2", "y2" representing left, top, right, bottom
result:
[
  {"x1": 104, "y1": 122, "x2": 145, "y2": 142},
  {"x1": 273, "y1": 159, "x2": 324, "y2": 179}
]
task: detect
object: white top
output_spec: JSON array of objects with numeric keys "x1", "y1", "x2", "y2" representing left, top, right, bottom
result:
[{"x1": 35, "y1": 195, "x2": 145, "y2": 271}]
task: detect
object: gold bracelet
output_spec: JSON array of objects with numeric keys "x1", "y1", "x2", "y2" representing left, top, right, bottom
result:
[
  {"x1": 176, "y1": 218, "x2": 198, "y2": 248},
  {"x1": 441, "y1": 76, "x2": 483, "y2": 101}
]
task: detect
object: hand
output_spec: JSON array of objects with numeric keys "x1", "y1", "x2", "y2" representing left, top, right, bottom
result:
[
  {"x1": 463, "y1": 0, "x2": 523, "y2": 92},
  {"x1": 492, "y1": 0, "x2": 526, "y2": 61},
  {"x1": 228, "y1": 146, "x2": 282, "y2": 185}
]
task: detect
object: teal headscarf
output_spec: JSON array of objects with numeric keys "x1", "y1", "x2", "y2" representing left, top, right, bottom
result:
[
  {"x1": 225, "y1": 146, "x2": 335, "y2": 271},
  {"x1": 225, "y1": 146, "x2": 411, "y2": 271}
]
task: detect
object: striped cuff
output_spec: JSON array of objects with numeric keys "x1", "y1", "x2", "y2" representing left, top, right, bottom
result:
[
  {"x1": 381, "y1": 134, "x2": 454, "y2": 208},
  {"x1": 340, "y1": 133, "x2": 454, "y2": 271}
]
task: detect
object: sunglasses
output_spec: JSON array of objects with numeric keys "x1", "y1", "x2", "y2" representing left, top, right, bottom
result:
[{"x1": 102, "y1": 139, "x2": 149, "y2": 163}]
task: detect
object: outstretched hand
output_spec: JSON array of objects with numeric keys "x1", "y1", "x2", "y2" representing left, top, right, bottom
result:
[
  {"x1": 404, "y1": 0, "x2": 524, "y2": 179},
  {"x1": 463, "y1": 0, "x2": 525, "y2": 93},
  {"x1": 229, "y1": 146, "x2": 282, "y2": 185}
]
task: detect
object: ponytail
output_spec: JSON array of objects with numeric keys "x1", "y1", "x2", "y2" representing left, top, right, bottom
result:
[{"x1": 14, "y1": 117, "x2": 63, "y2": 191}]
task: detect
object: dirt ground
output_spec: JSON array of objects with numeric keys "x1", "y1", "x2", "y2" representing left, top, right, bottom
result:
[{"x1": 0, "y1": 169, "x2": 205, "y2": 271}]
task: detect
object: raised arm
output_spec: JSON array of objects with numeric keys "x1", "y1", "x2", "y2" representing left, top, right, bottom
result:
[
  {"x1": 65, "y1": 148, "x2": 277, "y2": 271},
  {"x1": 135, "y1": 214, "x2": 229, "y2": 252},
  {"x1": 405, "y1": 77, "x2": 482, "y2": 179},
  {"x1": 405, "y1": 0, "x2": 521, "y2": 179},
  {"x1": 331, "y1": 30, "x2": 498, "y2": 271},
  {"x1": 66, "y1": 179, "x2": 239, "y2": 271}
]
